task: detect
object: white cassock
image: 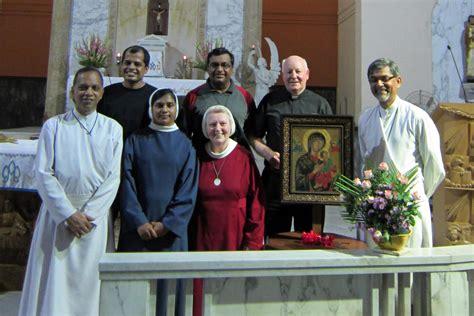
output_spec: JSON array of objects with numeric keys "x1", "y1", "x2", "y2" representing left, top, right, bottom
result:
[
  {"x1": 358, "y1": 96, "x2": 445, "y2": 247},
  {"x1": 19, "y1": 109, "x2": 122, "y2": 316}
]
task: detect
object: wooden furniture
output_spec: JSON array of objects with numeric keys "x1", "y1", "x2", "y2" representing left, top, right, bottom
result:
[{"x1": 432, "y1": 103, "x2": 474, "y2": 246}]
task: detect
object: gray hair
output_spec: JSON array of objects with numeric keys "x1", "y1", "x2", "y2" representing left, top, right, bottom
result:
[
  {"x1": 282, "y1": 56, "x2": 308, "y2": 71},
  {"x1": 367, "y1": 58, "x2": 400, "y2": 78},
  {"x1": 201, "y1": 105, "x2": 236, "y2": 139}
]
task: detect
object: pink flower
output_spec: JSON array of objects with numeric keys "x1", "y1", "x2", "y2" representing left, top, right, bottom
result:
[
  {"x1": 301, "y1": 230, "x2": 321, "y2": 244},
  {"x1": 371, "y1": 229, "x2": 383, "y2": 243},
  {"x1": 301, "y1": 231, "x2": 335, "y2": 247},
  {"x1": 384, "y1": 190, "x2": 393, "y2": 199},
  {"x1": 397, "y1": 173, "x2": 408, "y2": 184},
  {"x1": 353, "y1": 177, "x2": 362, "y2": 186},
  {"x1": 364, "y1": 169, "x2": 373, "y2": 179},
  {"x1": 411, "y1": 191, "x2": 421, "y2": 200},
  {"x1": 378, "y1": 162, "x2": 389, "y2": 171},
  {"x1": 361, "y1": 180, "x2": 372, "y2": 190}
]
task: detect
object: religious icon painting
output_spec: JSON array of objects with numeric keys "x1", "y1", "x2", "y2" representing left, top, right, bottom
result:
[{"x1": 280, "y1": 115, "x2": 354, "y2": 204}]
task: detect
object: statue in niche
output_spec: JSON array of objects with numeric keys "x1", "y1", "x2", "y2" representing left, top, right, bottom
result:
[
  {"x1": 446, "y1": 156, "x2": 473, "y2": 186},
  {"x1": 466, "y1": 15, "x2": 474, "y2": 82},
  {"x1": 446, "y1": 222, "x2": 471, "y2": 245},
  {"x1": 247, "y1": 37, "x2": 281, "y2": 106},
  {"x1": 148, "y1": 1, "x2": 169, "y2": 36},
  {"x1": 0, "y1": 199, "x2": 34, "y2": 265}
]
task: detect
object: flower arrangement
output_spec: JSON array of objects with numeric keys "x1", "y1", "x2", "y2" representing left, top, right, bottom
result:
[
  {"x1": 332, "y1": 161, "x2": 421, "y2": 244},
  {"x1": 301, "y1": 231, "x2": 335, "y2": 248},
  {"x1": 193, "y1": 38, "x2": 224, "y2": 71},
  {"x1": 74, "y1": 33, "x2": 111, "y2": 68}
]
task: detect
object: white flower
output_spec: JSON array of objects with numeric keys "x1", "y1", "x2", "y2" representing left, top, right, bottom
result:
[{"x1": 364, "y1": 169, "x2": 373, "y2": 179}]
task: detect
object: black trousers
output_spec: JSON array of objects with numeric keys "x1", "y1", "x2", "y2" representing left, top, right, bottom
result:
[{"x1": 262, "y1": 168, "x2": 313, "y2": 237}]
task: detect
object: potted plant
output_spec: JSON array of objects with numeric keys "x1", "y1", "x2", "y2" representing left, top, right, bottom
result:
[{"x1": 332, "y1": 161, "x2": 421, "y2": 251}]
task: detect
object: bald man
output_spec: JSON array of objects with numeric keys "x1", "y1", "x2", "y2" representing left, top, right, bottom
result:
[{"x1": 244, "y1": 55, "x2": 333, "y2": 238}]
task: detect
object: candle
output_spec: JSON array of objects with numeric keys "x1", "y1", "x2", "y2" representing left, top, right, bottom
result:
[
  {"x1": 115, "y1": 53, "x2": 121, "y2": 64},
  {"x1": 183, "y1": 55, "x2": 188, "y2": 67}
]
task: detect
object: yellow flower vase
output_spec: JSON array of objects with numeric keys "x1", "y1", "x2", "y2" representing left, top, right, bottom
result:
[{"x1": 376, "y1": 231, "x2": 412, "y2": 251}]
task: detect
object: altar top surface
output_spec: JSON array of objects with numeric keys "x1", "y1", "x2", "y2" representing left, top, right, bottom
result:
[{"x1": 100, "y1": 244, "x2": 474, "y2": 279}]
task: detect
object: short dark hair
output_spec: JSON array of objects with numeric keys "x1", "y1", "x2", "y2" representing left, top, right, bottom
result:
[
  {"x1": 73, "y1": 66, "x2": 103, "y2": 86},
  {"x1": 206, "y1": 47, "x2": 234, "y2": 67},
  {"x1": 121, "y1": 45, "x2": 151, "y2": 67},
  {"x1": 367, "y1": 58, "x2": 401, "y2": 78}
]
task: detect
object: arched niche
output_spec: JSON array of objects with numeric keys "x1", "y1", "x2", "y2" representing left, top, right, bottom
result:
[{"x1": 147, "y1": 0, "x2": 169, "y2": 35}]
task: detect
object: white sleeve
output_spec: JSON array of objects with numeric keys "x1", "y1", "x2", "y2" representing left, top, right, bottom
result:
[
  {"x1": 417, "y1": 115, "x2": 445, "y2": 197},
  {"x1": 34, "y1": 117, "x2": 76, "y2": 225}
]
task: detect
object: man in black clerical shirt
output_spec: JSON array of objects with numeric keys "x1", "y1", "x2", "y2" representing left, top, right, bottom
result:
[{"x1": 244, "y1": 55, "x2": 332, "y2": 239}]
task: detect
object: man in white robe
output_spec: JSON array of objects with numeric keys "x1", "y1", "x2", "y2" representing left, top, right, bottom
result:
[
  {"x1": 358, "y1": 58, "x2": 445, "y2": 248},
  {"x1": 19, "y1": 67, "x2": 123, "y2": 315}
]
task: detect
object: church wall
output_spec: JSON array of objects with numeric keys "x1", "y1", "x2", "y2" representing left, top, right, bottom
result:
[
  {"x1": 337, "y1": 0, "x2": 358, "y2": 116},
  {"x1": 262, "y1": 0, "x2": 338, "y2": 88},
  {"x1": 0, "y1": 0, "x2": 52, "y2": 78},
  {"x1": 69, "y1": 0, "x2": 112, "y2": 75},
  {"x1": 338, "y1": 0, "x2": 437, "y2": 122},
  {"x1": 432, "y1": 0, "x2": 474, "y2": 104},
  {"x1": 359, "y1": 0, "x2": 436, "y2": 118},
  {"x1": 0, "y1": 0, "x2": 52, "y2": 128}
]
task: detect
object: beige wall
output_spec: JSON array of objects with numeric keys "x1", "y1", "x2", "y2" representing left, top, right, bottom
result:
[{"x1": 338, "y1": 0, "x2": 436, "y2": 122}]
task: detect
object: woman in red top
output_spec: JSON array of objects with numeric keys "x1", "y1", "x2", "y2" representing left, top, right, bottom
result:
[{"x1": 191, "y1": 105, "x2": 265, "y2": 315}]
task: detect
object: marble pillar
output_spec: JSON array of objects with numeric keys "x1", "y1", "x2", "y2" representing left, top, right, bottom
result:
[{"x1": 432, "y1": 0, "x2": 474, "y2": 103}]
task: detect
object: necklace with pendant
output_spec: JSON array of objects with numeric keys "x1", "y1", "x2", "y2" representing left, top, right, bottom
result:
[
  {"x1": 72, "y1": 111, "x2": 98, "y2": 135},
  {"x1": 211, "y1": 158, "x2": 227, "y2": 186}
]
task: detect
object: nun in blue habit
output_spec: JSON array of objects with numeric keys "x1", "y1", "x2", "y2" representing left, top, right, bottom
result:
[{"x1": 118, "y1": 88, "x2": 199, "y2": 316}]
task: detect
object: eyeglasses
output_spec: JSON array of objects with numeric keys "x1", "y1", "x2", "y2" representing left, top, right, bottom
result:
[
  {"x1": 369, "y1": 75, "x2": 397, "y2": 84},
  {"x1": 208, "y1": 62, "x2": 232, "y2": 70}
]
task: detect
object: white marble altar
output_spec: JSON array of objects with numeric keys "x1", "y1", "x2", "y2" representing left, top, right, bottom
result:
[{"x1": 100, "y1": 245, "x2": 474, "y2": 315}]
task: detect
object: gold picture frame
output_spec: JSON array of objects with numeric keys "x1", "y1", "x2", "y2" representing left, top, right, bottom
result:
[{"x1": 281, "y1": 115, "x2": 354, "y2": 204}]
